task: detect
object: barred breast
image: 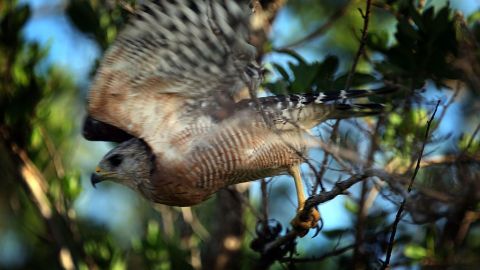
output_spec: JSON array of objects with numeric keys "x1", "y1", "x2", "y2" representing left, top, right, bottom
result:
[
  {"x1": 147, "y1": 115, "x2": 307, "y2": 205},
  {"x1": 189, "y1": 125, "x2": 306, "y2": 189}
]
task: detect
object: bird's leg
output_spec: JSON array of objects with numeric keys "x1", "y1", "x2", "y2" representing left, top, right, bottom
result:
[{"x1": 289, "y1": 165, "x2": 320, "y2": 236}]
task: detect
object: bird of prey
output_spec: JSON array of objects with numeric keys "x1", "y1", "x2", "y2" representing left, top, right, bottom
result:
[{"x1": 84, "y1": 0, "x2": 386, "y2": 234}]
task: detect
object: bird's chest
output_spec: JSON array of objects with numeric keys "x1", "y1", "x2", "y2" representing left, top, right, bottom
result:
[
  {"x1": 185, "y1": 137, "x2": 305, "y2": 189},
  {"x1": 146, "y1": 129, "x2": 307, "y2": 206}
]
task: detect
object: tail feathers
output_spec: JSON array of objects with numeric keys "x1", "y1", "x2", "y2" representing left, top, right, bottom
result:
[
  {"x1": 332, "y1": 103, "x2": 385, "y2": 119},
  {"x1": 330, "y1": 86, "x2": 396, "y2": 101},
  {"x1": 236, "y1": 88, "x2": 393, "y2": 130},
  {"x1": 238, "y1": 87, "x2": 394, "y2": 111},
  {"x1": 312, "y1": 86, "x2": 396, "y2": 104}
]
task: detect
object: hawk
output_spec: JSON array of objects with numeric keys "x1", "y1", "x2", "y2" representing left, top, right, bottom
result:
[{"x1": 84, "y1": 0, "x2": 386, "y2": 234}]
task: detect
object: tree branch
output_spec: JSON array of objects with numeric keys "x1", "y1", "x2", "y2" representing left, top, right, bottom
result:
[
  {"x1": 276, "y1": 1, "x2": 350, "y2": 50},
  {"x1": 280, "y1": 243, "x2": 355, "y2": 263},
  {"x1": 381, "y1": 100, "x2": 440, "y2": 269},
  {"x1": 344, "y1": 0, "x2": 372, "y2": 91},
  {"x1": 258, "y1": 172, "x2": 372, "y2": 259},
  {"x1": 353, "y1": 117, "x2": 383, "y2": 267}
]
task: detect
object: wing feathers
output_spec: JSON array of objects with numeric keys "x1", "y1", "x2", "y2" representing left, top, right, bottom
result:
[{"x1": 86, "y1": 0, "x2": 254, "y2": 145}]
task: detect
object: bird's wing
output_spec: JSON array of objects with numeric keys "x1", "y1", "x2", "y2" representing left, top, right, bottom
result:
[
  {"x1": 86, "y1": 0, "x2": 254, "y2": 145},
  {"x1": 174, "y1": 88, "x2": 390, "y2": 162}
]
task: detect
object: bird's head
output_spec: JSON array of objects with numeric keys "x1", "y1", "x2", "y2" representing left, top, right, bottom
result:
[{"x1": 91, "y1": 138, "x2": 155, "y2": 191}]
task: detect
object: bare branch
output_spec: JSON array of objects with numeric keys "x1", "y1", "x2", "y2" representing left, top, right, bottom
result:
[
  {"x1": 345, "y1": 0, "x2": 372, "y2": 91},
  {"x1": 464, "y1": 121, "x2": 480, "y2": 152},
  {"x1": 280, "y1": 244, "x2": 355, "y2": 263},
  {"x1": 353, "y1": 117, "x2": 383, "y2": 267},
  {"x1": 381, "y1": 100, "x2": 441, "y2": 269},
  {"x1": 276, "y1": 2, "x2": 351, "y2": 50},
  {"x1": 258, "y1": 172, "x2": 373, "y2": 259},
  {"x1": 312, "y1": 121, "x2": 340, "y2": 193},
  {"x1": 304, "y1": 173, "x2": 371, "y2": 211}
]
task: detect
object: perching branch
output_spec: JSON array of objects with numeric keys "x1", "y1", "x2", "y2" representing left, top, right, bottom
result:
[
  {"x1": 303, "y1": 172, "x2": 371, "y2": 212},
  {"x1": 258, "y1": 172, "x2": 373, "y2": 258}
]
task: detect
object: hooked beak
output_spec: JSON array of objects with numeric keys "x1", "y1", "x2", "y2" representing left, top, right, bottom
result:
[{"x1": 91, "y1": 166, "x2": 103, "y2": 188}]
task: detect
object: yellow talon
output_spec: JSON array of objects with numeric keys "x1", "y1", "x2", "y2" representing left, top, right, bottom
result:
[
  {"x1": 291, "y1": 207, "x2": 320, "y2": 236},
  {"x1": 288, "y1": 166, "x2": 321, "y2": 237}
]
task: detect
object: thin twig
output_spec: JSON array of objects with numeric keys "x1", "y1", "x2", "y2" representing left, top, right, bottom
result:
[
  {"x1": 180, "y1": 207, "x2": 210, "y2": 240},
  {"x1": 436, "y1": 84, "x2": 460, "y2": 125},
  {"x1": 381, "y1": 100, "x2": 440, "y2": 269},
  {"x1": 39, "y1": 126, "x2": 65, "y2": 179},
  {"x1": 276, "y1": 1, "x2": 350, "y2": 50},
  {"x1": 464, "y1": 121, "x2": 480, "y2": 153},
  {"x1": 280, "y1": 244, "x2": 355, "y2": 263},
  {"x1": 312, "y1": 121, "x2": 340, "y2": 193},
  {"x1": 304, "y1": 172, "x2": 371, "y2": 213},
  {"x1": 344, "y1": 0, "x2": 372, "y2": 91},
  {"x1": 353, "y1": 116, "x2": 382, "y2": 267}
]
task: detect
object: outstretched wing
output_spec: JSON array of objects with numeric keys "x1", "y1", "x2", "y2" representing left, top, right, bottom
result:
[{"x1": 86, "y1": 0, "x2": 254, "y2": 143}]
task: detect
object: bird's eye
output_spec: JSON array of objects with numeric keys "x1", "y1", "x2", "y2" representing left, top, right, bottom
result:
[{"x1": 108, "y1": 154, "x2": 123, "y2": 167}]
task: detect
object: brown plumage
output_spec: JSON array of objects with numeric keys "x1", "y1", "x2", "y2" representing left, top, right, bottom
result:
[{"x1": 85, "y1": 0, "x2": 388, "y2": 233}]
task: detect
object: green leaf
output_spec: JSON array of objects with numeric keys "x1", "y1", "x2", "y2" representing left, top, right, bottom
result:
[
  {"x1": 367, "y1": 31, "x2": 390, "y2": 52},
  {"x1": 313, "y1": 55, "x2": 339, "y2": 91},
  {"x1": 147, "y1": 220, "x2": 160, "y2": 245},
  {"x1": 275, "y1": 48, "x2": 308, "y2": 65},
  {"x1": 410, "y1": 7, "x2": 424, "y2": 31},
  {"x1": 318, "y1": 55, "x2": 339, "y2": 76},
  {"x1": 271, "y1": 63, "x2": 290, "y2": 81},
  {"x1": 467, "y1": 10, "x2": 480, "y2": 25},
  {"x1": 263, "y1": 81, "x2": 289, "y2": 95},
  {"x1": 404, "y1": 244, "x2": 427, "y2": 260},
  {"x1": 12, "y1": 60, "x2": 28, "y2": 86},
  {"x1": 289, "y1": 61, "x2": 319, "y2": 93},
  {"x1": 344, "y1": 198, "x2": 359, "y2": 213},
  {"x1": 397, "y1": 18, "x2": 421, "y2": 42},
  {"x1": 333, "y1": 72, "x2": 377, "y2": 90},
  {"x1": 458, "y1": 133, "x2": 480, "y2": 155}
]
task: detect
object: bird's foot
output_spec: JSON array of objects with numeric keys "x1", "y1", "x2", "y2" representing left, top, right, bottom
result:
[{"x1": 290, "y1": 207, "x2": 320, "y2": 237}]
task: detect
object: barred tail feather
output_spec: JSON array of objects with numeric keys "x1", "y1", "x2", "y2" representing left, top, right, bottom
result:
[
  {"x1": 332, "y1": 103, "x2": 385, "y2": 119},
  {"x1": 238, "y1": 87, "x2": 394, "y2": 130}
]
